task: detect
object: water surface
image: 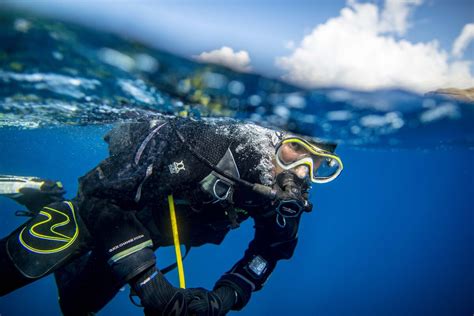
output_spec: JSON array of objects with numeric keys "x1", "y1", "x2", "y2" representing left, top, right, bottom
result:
[{"x1": 0, "y1": 11, "x2": 472, "y2": 316}]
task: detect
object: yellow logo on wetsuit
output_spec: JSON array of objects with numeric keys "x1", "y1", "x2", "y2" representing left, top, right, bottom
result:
[{"x1": 19, "y1": 201, "x2": 80, "y2": 254}]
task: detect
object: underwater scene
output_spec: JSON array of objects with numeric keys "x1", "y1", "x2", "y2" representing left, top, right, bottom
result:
[{"x1": 0, "y1": 4, "x2": 473, "y2": 316}]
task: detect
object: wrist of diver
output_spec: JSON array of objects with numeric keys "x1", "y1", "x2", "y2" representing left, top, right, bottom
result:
[{"x1": 213, "y1": 285, "x2": 239, "y2": 312}]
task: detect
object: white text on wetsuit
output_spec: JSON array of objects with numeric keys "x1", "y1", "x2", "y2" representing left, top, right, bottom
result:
[{"x1": 108, "y1": 234, "x2": 145, "y2": 253}]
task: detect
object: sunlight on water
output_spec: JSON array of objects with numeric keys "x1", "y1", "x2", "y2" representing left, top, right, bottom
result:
[
  {"x1": 0, "y1": 12, "x2": 473, "y2": 150},
  {"x1": 0, "y1": 9, "x2": 473, "y2": 316}
]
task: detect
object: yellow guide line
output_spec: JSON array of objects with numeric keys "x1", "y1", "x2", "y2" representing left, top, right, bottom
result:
[{"x1": 168, "y1": 194, "x2": 186, "y2": 289}]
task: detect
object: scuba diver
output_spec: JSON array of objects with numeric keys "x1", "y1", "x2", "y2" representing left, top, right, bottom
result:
[{"x1": 0, "y1": 116, "x2": 343, "y2": 315}]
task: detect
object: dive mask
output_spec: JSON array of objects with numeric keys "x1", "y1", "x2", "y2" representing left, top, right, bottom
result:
[{"x1": 275, "y1": 137, "x2": 343, "y2": 183}]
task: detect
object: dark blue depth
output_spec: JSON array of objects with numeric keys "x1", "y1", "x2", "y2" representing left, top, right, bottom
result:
[{"x1": 0, "y1": 126, "x2": 472, "y2": 316}]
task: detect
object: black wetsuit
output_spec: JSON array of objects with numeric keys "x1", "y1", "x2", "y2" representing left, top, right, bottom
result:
[{"x1": 1, "y1": 117, "x2": 303, "y2": 314}]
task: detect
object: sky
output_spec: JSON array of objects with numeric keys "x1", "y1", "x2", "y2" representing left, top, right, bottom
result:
[{"x1": 4, "y1": 0, "x2": 474, "y2": 93}]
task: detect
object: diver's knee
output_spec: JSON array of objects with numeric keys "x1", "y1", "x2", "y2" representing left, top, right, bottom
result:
[{"x1": 0, "y1": 201, "x2": 89, "y2": 295}]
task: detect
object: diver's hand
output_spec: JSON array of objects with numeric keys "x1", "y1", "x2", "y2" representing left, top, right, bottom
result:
[{"x1": 186, "y1": 287, "x2": 233, "y2": 316}]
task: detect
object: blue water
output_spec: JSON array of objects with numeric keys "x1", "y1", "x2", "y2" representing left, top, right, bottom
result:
[
  {"x1": 0, "y1": 126, "x2": 472, "y2": 315},
  {"x1": 1, "y1": 10, "x2": 473, "y2": 316}
]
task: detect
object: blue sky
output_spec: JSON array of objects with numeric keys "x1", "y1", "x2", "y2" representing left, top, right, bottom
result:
[{"x1": 6, "y1": 0, "x2": 474, "y2": 92}]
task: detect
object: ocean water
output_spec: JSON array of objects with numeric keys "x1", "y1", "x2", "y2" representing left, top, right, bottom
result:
[{"x1": 0, "y1": 11, "x2": 473, "y2": 316}]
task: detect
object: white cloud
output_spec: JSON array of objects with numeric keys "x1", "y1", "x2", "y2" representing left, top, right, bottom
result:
[
  {"x1": 276, "y1": 0, "x2": 474, "y2": 93},
  {"x1": 452, "y1": 23, "x2": 474, "y2": 58},
  {"x1": 379, "y1": 0, "x2": 423, "y2": 35},
  {"x1": 195, "y1": 46, "x2": 252, "y2": 72}
]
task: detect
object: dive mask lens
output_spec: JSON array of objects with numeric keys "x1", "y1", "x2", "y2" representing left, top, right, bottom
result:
[
  {"x1": 276, "y1": 138, "x2": 343, "y2": 184},
  {"x1": 277, "y1": 142, "x2": 310, "y2": 165},
  {"x1": 312, "y1": 156, "x2": 342, "y2": 183}
]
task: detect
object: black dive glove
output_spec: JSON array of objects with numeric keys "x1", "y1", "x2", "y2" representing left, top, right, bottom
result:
[
  {"x1": 131, "y1": 267, "x2": 195, "y2": 316},
  {"x1": 186, "y1": 286, "x2": 237, "y2": 316}
]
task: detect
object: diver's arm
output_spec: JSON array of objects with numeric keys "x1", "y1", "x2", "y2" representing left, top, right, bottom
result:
[
  {"x1": 214, "y1": 213, "x2": 301, "y2": 310},
  {"x1": 82, "y1": 197, "x2": 193, "y2": 315},
  {"x1": 130, "y1": 261, "x2": 194, "y2": 315}
]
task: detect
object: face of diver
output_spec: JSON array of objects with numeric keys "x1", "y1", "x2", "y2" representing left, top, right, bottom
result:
[{"x1": 274, "y1": 142, "x2": 322, "y2": 183}]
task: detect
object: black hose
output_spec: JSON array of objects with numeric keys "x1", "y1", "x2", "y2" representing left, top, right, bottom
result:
[{"x1": 171, "y1": 121, "x2": 276, "y2": 200}]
